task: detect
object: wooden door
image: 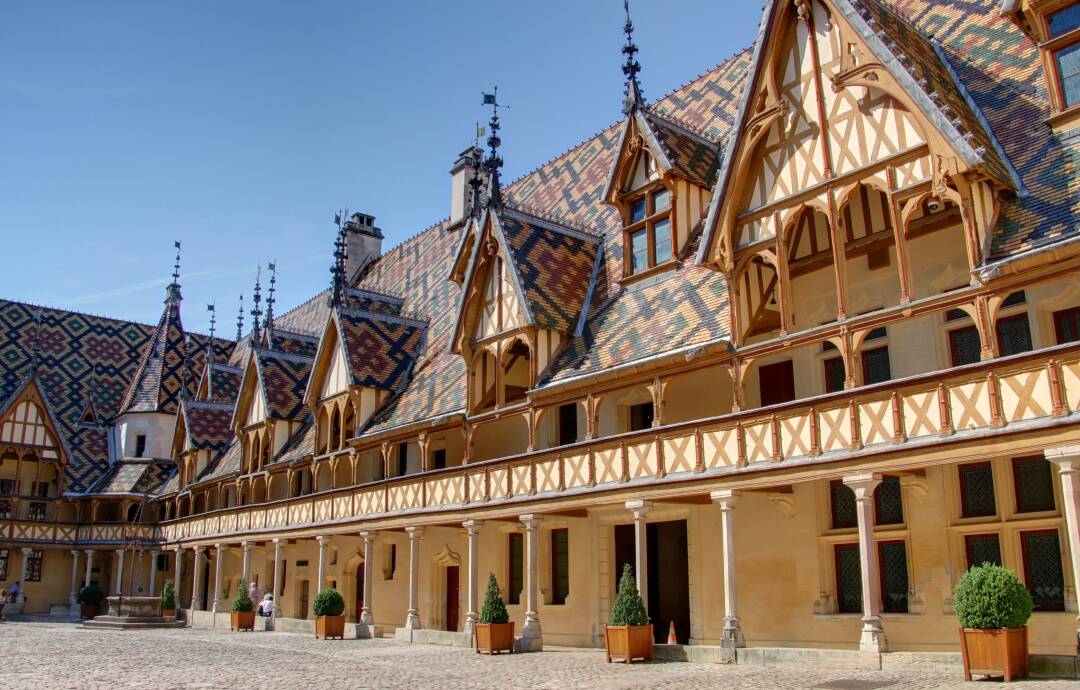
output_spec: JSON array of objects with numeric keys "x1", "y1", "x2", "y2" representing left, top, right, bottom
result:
[
  {"x1": 445, "y1": 566, "x2": 460, "y2": 631},
  {"x1": 355, "y1": 567, "x2": 365, "y2": 622},
  {"x1": 299, "y1": 580, "x2": 310, "y2": 620},
  {"x1": 758, "y1": 360, "x2": 795, "y2": 406}
]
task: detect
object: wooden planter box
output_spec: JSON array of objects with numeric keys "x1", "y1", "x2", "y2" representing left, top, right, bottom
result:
[
  {"x1": 80, "y1": 603, "x2": 100, "y2": 620},
  {"x1": 959, "y1": 626, "x2": 1028, "y2": 681},
  {"x1": 231, "y1": 610, "x2": 256, "y2": 631},
  {"x1": 162, "y1": 608, "x2": 175, "y2": 619},
  {"x1": 604, "y1": 624, "x2": 653, "y2": 664},
  {"x1": 316, "y1": 614, "x2": 346, "y2": 640},
  {"x1": 475, "y1": 622, "x2": 515, "y2": 654}
]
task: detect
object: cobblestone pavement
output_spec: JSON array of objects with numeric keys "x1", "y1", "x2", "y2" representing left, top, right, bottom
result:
[{"x1": 1, "y1": 621, "x2": 1079, "y2": 690}]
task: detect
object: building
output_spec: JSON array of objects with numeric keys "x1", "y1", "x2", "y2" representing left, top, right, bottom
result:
[{"x1": 3, "y1": 0, "x2": 1080, "y2": 662}]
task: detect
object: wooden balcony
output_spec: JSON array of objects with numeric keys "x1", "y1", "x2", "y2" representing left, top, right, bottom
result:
[
  {"x1": 0, "y1": 520, "x2": 154, "y2": 545},
  {"x1": 159, "y1": 342, "x2": 1080, "y2": 544}
]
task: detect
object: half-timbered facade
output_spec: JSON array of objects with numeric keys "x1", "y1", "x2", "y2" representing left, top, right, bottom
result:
[{"x1": 5, "y1": 0, "x2": 1080, "y2": 667}]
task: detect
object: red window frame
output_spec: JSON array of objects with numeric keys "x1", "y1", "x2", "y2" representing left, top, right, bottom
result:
[
  {"x1": 550, "y1": 528, "x2": 569, "y2": 606},
  {"x1": 1020, "y1": 528, "x2": 1066, "y2": 612},
  {"x1": 876, "y1": 539, "x2": 909, "y2": 614},
  {"x1": 861, "y1": 345, "x2": 891, "y2": 385},
  {"x1": 1054, "y1": 306, "x2": 1080, "y2": 344},
  {"x1": 508, "y1": 532, "x2": 524, "y2": 606},
  {"x1": 964, "y1": 532, "x2": 1002, "y2": 569},
  {"x1": 948, "y1": 324, "x2": 981, "y2": 368},
  {"x1": 1012, "y1": 456, "x2": 1056, "y2": 514},
  {"x1": 958, "y1": 461, "x2": 996, "y2": 518},
  {"x1": 833, "y1": 542, "x2": 862, "y2": 614},
  {"x1": 823, "y1": 357, "x2": 845, "y2": 394}
]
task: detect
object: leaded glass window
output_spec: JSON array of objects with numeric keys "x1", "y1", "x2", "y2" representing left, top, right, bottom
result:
[
  {"x1": 824, "y1": 357, "x2": 845, "y2": 394},
  {"x1": 830, "y1": 480, "x2": 857, "y2": 530},
  {"x1": 959, "y1": 462, "x2": 996, "y2": 518},
  {"x1": 878, "y1": 541, "x2": 909, "y2": 613},
  {"x1": 965, "y1": 533, "x2": 1002, "y2": 569},
  {"x1": 1013, "y1": 457, "x2": 1056, "y2": 513},
  {"x1": 949, "y1": 326, "x2": 981, "y2": 367},
  {"x1": 862, "y1": 346, "x2": 891, "y2": 385},
  {"x1": 996, "y1": 314, "x2": 1033, "y2": 357},
  {"x1": 1055, "y1": 307, "x2": 1080, "y2": 344},
  {"x1": 874, "y1": 475, "x2": 904, "y2": 526},
  {"x1": 26, "y1": 549, "x2": 42, "y2": 582},
  {"x1": 551, "y1": 528, "x2": 569, "y2": 605},
  {"x1": 835, "y1": 543, "x2": 862, "y2": 613},
  {"x1": 1022, "y1": 530, "x2": 1065, "y2": 611},
  {"x1": 508, "y1": 533, "x2": 524, "y2": 606}
]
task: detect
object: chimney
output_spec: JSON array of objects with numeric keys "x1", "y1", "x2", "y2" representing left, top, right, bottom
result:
[
  {"x1": 343, "y1": 212, "x2": 383, "y2": 282},
  {"x1": 450, "y1": 146, "x2": 484, "y2": 227}
]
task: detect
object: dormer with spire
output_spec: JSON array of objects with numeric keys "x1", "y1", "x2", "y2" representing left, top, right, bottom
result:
[
  {"x1": 602, "y1": 1, "x2": 721, "y2": 283},
  {"x1": 113, "y1": 242, "x2": 191, "y2": 462}
]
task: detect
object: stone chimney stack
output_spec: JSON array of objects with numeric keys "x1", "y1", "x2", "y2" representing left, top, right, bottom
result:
[
  {"x1": 343, "y1": 212, "x2": 383, "y2": 282},
  {"x1": 450, "y1": 146, "x2": 484, "y2": 227}
]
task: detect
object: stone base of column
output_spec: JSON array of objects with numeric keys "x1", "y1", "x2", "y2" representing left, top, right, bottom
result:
[
  {"x1": 463, "y1": 612, "x2": 478, "y2": 640},
  {"x1": 858, "y1": 616, "x2": 887, "y2": 653},
  {"x1": 517, "y1": 616, "x2": 543, "y2": 652},
  {"x1": 720, "y1": 617, "x2": 745, "y2": 648},
  {"x1": 192, "y1": 598, "x2": 202, "y2": 612},
  {"x1": 211, "y1": 599, "x2": 223, "y2": 614},
  {"x1": 405, "y1": 609, "x2": 422, "y2": 630},
  {"x1": 359, "y1": 607, "x2": 374, "y2": 626}
]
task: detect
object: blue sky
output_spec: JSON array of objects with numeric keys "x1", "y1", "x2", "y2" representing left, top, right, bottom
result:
[{"x1": 0, "y1": 1, "x2": 762, "y2": 333}]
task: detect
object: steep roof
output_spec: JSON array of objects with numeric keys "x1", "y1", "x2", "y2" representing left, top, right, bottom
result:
[
  {"x1": 180, "y1": 400, "x2": 233, "y2": 452},
  {"x1": 118, "y1": 287, "x2": 190, "y2": 415},
  {"x1": 253, "y1": 349, "x2": 314, "y2": 421},
  {"x1": 335, "y1": 307, "x2": 427, "y2": 391}
]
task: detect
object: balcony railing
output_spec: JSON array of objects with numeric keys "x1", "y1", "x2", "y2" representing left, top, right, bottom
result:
[
  {"x1": 1, "y1": 520, "x2": 154, "y2": 544},
  {"x1": 160, "y1": 342, "x2": 1080, "y2": 544}
]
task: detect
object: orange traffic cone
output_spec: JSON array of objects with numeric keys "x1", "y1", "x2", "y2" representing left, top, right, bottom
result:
[{"x1": 667, "y1": 621, "x2": 677, "y2": 644}]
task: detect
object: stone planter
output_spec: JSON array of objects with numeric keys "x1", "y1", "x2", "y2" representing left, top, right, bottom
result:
[
  {"x1": 960, "y1": 626, "x2": 1028, "y2": 681},
  {"x1": 231, "y1": 610, "x2": 255, "y2": 631},
  {"x1": 604, "y1": 624, "x2": 653, "y2": 664},
  {"x1": 475, "y1": 622, "x2": 515, "y2": 654},
  {"x1": 315, "y1": 614, "x2": 345, "y2": 640}
]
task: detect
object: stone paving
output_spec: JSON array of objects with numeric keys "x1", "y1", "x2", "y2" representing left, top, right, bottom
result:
[{"x1": 1, "y1": 621, "x2": 1079, "y2": 689}]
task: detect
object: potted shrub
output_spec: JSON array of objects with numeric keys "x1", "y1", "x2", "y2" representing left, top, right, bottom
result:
[
  {"x1": 230, "y1": 579, "x2": 256, "y2": 631},
  {"x1": 313, "y1": 586, "x2": 346, "y2": 640},
  {"x1": 475, "y1": 573, "x2": 514, "y2": 654},
  {"x1": 604, "y1": 563, "x2": 652, "y2": 664},
  {"x1": 160, "y1": 579, "x2": 177, "y2": 618},
  {"x1": 78, "y1": 584, "x2": 105, "y2": 620},
  {"x1": 954, "y1": 563, "x2": 1034, "y2": 681}
]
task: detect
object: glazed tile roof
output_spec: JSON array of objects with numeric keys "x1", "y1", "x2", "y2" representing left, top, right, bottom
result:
[
  {"x1": 181, "y1": 400, "x2": 233, "y2": 452},
  {"x1": 192, "y1": 437, "x2": 242, "y2": 486},
  {"x1": 267, "y1": 326, "x2": 321, "y2": 358},
  {"x1": 92, "y1": 460, "x2": 175, "y2": 496},
  {"x1": 254, "y1": 349, "x2": 314, "y2": 421},
  {"x1": 499, "y1": 209, "x2": 600, "y2": 334},
  {"x1": 642, "y1": 111, "x2": 722, "y2": 189},
  {"x1": 203, "y1": 363, "x2": 242, "y2": 405},
  {"x1": 335, "y1": 308, "x2": 427, "y2": 391},
  {"x1": 273, "y1": 415, "x2": 315, "y2": 465}
]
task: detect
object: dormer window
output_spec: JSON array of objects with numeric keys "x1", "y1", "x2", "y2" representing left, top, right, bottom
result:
[
  {"x1": 625, "y1": 185, "x2": 673, "y2": 276},
  {"x1": 1048, "y1": 5, "x2": 1080, "y2": 109}
]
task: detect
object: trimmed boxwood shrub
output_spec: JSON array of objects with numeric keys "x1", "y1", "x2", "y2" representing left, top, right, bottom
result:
[
  {"x1": 78, "y1": 584, "x2": 105, "y2": 606},
  {"x1": 312, "y1": 587, "x2": 345, "y2": 617},
  {"x1": 479, "y1": 573, "x2": 509, "y2": 625},
  {"x1": 160, "y1": 579, "x2": 176, "y2": 611},
  {"x1": 954, "y1": 563, "x2": 1034, "y2": 630},
  {"x1": 609, "y1": 563, "x2": 648, "y2": 627},
  {"x1": 232, "y1": 578, "x2": 254, "y2": 613}
]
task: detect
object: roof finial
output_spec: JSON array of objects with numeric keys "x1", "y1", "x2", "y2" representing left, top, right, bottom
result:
[
  {"x1": 330, "y1": 211, "x2": 348, "y2": 307},
  {"x1": 468, "y1": 127, "x2": 484, "y2": 218},
  {"x1": 482, "y1": 88, "x2": 505, "y2": 208},
  {"x1": 621, "y1": 0, "x2": 644, "y2": 115},
  {"x1": 206, "y1": 302, "x2": 216, "y2": 399},
  {"x1": 236, "y1": 294, "x2": 244, "y2": 342},
  {"x1": 265, "y1": 261, "x2": 277, "y2": 331},
  {"x1": 167, "y1": 240, "x2": 183, "y2": 302},
  {"x1": 251, "y1": 266, "x2": 263, "y2": 344}
]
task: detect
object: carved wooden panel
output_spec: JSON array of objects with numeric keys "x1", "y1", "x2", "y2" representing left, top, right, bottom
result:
[{"x1": 663, "y1": 434, "x2": 696, "y2": 474}]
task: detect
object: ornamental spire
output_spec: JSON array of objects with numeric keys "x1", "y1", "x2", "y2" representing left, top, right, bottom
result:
[
  {"x1": 330, "y1": 211, "x2": 348, "y2": 307},
  {"x1": 206, "y1": 302, "x2": 216, "y2": 400},
  {"x1": 250, "y1": 267, "x2": 263, "y2": 345},
  {"x1": 166, "y1": 240, "x2": 183, "y2": 302},
  {"x1": 621, "y1": 0, "x2": 644, "y2": 115},
  {"x1": 481, "y1": 88, "x2": 505, "y2": 209},
  {"x1": 265, "y1": 261, "x2": 277, "y2": 331},
  {"x1": 235, "y1": 294, "x2": 244, "y2": 342}
]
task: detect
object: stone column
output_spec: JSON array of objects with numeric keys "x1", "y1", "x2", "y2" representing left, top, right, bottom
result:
[
  {"x1": 113, "y1": 548, "x2": 125, "y2": 596},
  {"x1": 359, "y1": 531, "x2": 376, "y2": 625},
  {"x1": 463, "y1": 520, "x2": 482, "y2": 639},
  {"x1": 83, "y1": 549, "x2": 95, "y2": 588},
  {"x1": 625, "y1": 499, "x2": 651, "y2": 611},
  {"x1": 711, "y1": 490, "x2": 744, "y2": 648},
  {"x1": 148, "y1": 550, "x2": 159, "y2": 596},
  {"x1": 174, "y1": 548, "x2": 184, "y2": 618},
  {"x1": 843, "y1": 472, "x2": 886, "y2": 653},
  {"x1": 211, "y1": 543, "x2": 225, "y2": 613},
  {"x1": 68, "y1": 550, "x2": 81, "y2": 611},
  {"x1": 317, "y1": 536, "x2": 329, "y2": 595},
  {"x1": 1047, "y1": 446, "x2": 1080, "y2": 642},
  {"x1": 241, "y1": 541, "x2": 253, "y2": 584},
  {"x1": 18, "y1": 548, "x2": 31, "y2": 606},
  {"x1": 192, "y1": 547, "x2": 205, "y2": 611},
  {"x1": 519, "y1": 514, "x2": 542, "y2": 651},
  {"x1": 405, "y1": 527, "x2": 424, "y2": 630},
  {"x1": 272, "y1": 539, "x2": 283, "y2": 618}
]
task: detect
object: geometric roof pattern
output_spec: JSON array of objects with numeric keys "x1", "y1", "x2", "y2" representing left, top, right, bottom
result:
[
  {"x1": 253, "y1": 350, "x2": 315, "y2": 421},
  {"x1": 335, "y1": 307, "x2": 427, "y2": 391},
  {"x1": 119, "y1": 286, "x2": 189, "y2": 415}
]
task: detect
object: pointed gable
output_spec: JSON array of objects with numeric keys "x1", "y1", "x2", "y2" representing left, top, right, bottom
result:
[
  {"x1": 0, "y1": 375, "x2": 67, "y2": 463},
  {"x1": 119, "y1": 288, "x2": 188, "y2": 415}
]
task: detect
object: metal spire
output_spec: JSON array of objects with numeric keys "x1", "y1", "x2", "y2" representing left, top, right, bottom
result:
[
  {"x1": 469, "y1": 123, "x2": 485, "y2": 218},
  {"x1": 482, "y1": 88, "x2": 505, "y2": 209},
  {"x1": 167, "y1": 241, "x2": 183, "y2": 302},
  {"x1": 621, "y1": 0, "x2": 644, "y2": 115},
  {"x1": 235, "y1": 294, "x2": 244, "y2": 342},
  {"x1": 330, "y1": 212, "x2": 348, "y2": 307},
  {"x1": 251, "y1": 267, "x2": 263, "y2": 344},
  {"x1": 206, "y1": 302, "x2": 216, "y2": 400},
  {"x1": 265, "y1": 261, "x2": 277, "y2": 331}
]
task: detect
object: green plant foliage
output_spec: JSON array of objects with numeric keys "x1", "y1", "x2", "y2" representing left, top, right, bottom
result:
[
  {"x1": 312, "y1": 587, "x2": 345, "y2": 617},
  {"x1": 609, "y1": 563, "x2": 649, "y2": 627},
  {"x1": 160, "y1": 579, "x2": 176, "y2": 610},
  {"x1": 954, "y1": 563, "x2": 1034, "y2": 630},
  {"x1": 78, "y1": 584, "x2": 105, "y2": 606},
  {"x1": 479, "y1": 573, "x2": 509, "y2": 624},
  {"x1": 232, "y1": 578, "x2": 254, "y2": 613}
]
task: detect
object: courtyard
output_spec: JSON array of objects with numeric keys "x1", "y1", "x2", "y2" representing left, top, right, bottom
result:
[{"x1": 0, "y1": 621, "x2": 1077, "y2": 689}]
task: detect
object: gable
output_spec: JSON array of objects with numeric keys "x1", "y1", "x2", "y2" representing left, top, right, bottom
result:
[
  {"x1": 1, "y1": 399, "x2": 60, "y2": 458},
  {"x1": 322, "y1": 336, "x2": 350, "y2": 399}
]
